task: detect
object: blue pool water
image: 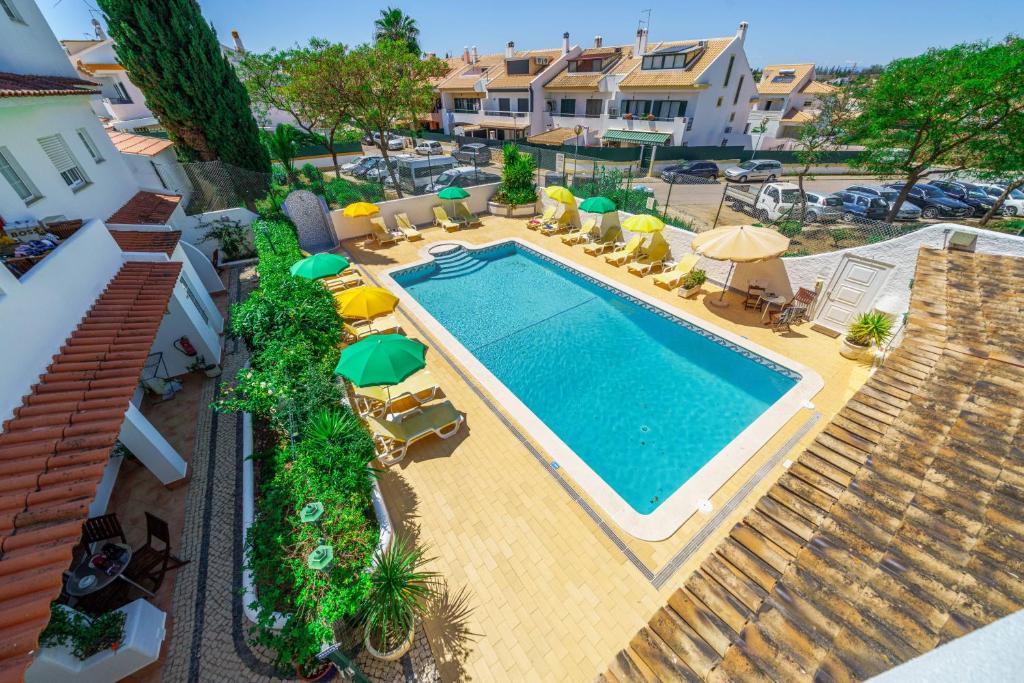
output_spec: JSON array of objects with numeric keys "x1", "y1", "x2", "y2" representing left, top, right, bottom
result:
[{"x1": 393, "y1": 243, "x2": 797, "y2": 514}]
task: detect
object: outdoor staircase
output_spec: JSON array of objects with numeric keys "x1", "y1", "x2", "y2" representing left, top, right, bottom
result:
[{"x1": 429, "y1": 246, "x2": 489, "y2": 280}]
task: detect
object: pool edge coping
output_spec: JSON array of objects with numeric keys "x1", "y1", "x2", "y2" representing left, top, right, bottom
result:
[{"x1": 379, "y1": 237, "x2": 825, "y2": 542}]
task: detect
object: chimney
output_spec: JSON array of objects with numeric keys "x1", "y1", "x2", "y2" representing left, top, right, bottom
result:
[
  {"x1": 634, "y1": 28, "x2": 649, "y2": 56},
  {"x1": 91, "y1": 18, "x2": 107, "y2": 41},
  {"x1": 463, "y1": 46, "x2": 471, "y2": 64},
  {"x1": 425, "y1": 52, "x2": 436, "y2": 59},
  {"x1": 737, "y1": 21, "x2": 749, "y2": 42},
  {"x1": 506, "y1": 41, "x2": 515, "y2": 59},
  {"x1": 472, "y1": 46, "x2": 479, "y2": 63},
  {"x1": 594, "y1": 36, "x2": 603, "y2": 48},
  {"x1": 231, "y1": 30, "x2": 245, "y2": 54},
  {"x1": 562, "y1": 32, "x2": 570, "y2": 56}
]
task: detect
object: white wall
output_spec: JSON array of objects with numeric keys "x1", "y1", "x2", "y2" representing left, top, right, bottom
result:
[
  {"x1": 331, "y1": 182, "x2": 499, "y2": 240},
  {"x1": 686, "y1": 35, "x2": 757, "y2": 147},
  {"x1": 148, "y1": 285, "x2": 221, "y2": 378},
  {"x1": 0, "y1": 219, "x2": 123, "y2": 422},
  {"x1": 171, "y1": 206, "x2": 258, "y2": 259},
  {"x1": 116, "y1": 147, "x2": 192, "y2": 203},
  {"x1": 0, "y1": 0, "x2": 79, "y2": 77},
  {"x1": 0, "y1": 97, "x2": 139, "y2": 224}
]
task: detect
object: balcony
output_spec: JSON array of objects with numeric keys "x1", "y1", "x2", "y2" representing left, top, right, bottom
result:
[
  {"x1": 103, "y1": 95, "x2": 133, "y2": 105},
  {"x1": 1, "y1": 219, "x2": 84, "y2": 279}
]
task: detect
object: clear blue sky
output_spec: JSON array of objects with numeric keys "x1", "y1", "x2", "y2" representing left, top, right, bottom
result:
[{"x1": 44, "y1": 0, "x2": 1013, "y2": 68}]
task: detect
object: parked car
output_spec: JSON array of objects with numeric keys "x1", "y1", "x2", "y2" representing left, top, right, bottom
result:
[
  {"x1": 927, "y1": 179, "x2": 1000, "y2": 217},
  {"x1": 723, "y1": 159, "x2": 783, "y2": 183},
  {"x1": 414, "y1": 140, "x2": 444, "y2": 156},
  {"x1": 341, "y1": 156, "x2": 371, "y2": 174},
  {"x1": 802, "y1": 192, "x2": 844, "y2": 223},
  {"x1": 846, "y1": 185, "x2": 922, "y2": 220},
  {"x1": 370, "y1": 132, "x2": 406, "y2": 151},
  {"x1": 362, "y1": 155, "x2": 409, "y2": 182},
  {"x1": 836, "y1": 191, "x2": 890, "y2": 221},
  {"x1": 350, "y1": 156, "x2": 386, "y2": 179},
  {"x1": 660, "y1": 161, "x2": 719, "y2": 183},
  {"x1": 725, "y1": 182, "x2": 801, "y2": 222},
  {"x1": 885, "y1": 183, "x2": 971, "y2": 219},
  {"x1": 387, "y1": 155, "x2": 457, "y2": 194},
  {"x1": 452, "y1": 143, "x2": 492, "y2": 165},
  {"x1": 425, "y1": 166, "x2": 500, "y2": 192},
  {"x1": 977, "y1": 183, "x2": 1024, "y2": 216}
]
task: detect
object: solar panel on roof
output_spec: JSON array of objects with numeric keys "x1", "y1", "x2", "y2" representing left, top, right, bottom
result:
[{"x1": 652, "y1": 43, "x2": 700, "y2": 55}]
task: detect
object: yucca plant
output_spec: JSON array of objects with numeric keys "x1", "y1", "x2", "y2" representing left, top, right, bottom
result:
[
  {"x1": 362, "y1": 537, "x2": 438, "y2": 656},
  {"x1": 305, "y1": 407, "x2": 362, "y2": 444},
  {"x1": 846, "y1": 311, "x2": 893, "y2": 347}
]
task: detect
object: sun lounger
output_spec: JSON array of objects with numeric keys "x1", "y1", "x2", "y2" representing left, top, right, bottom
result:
[
  {"x1": 370, "y1": 217, "x2": 402, "y2": 246},
  {"x1": 604, "y1": 235, "x2": 645, "y2": 266},
  {"x1": 626, "y1": 235, "x2": 671, "y2": 276},
  {"x1": 352, "y1": 369, "x2": 441, "y2": 416},
  {"x1": 342, "y1": 313, "x2": 403, "y2": 341},
  {"x1": 582, "y1": 226, "x2": 622, "y2": 256},
  {"x1": 367, "y1": 400, "x2": 464, "y2": 465},
  {"x1": 560, "y1": 218, "x2": 598, "y2": 245},
  {"x1": 540, "y1": 209, "x2": 579, "y2": 236},
  {"x1": 652, "y1": 254, "x2": 701, "y2": 289},
  {"x1": 432, "y1": 206, "x2": 462, "y2": 232},
  {"x1": 394, "y1": 213, "x2": 423, "y2": 241},
  {"x1": 321, "y1": 271, "x2": 363, "y2": 292},
  {"x1": 527, "y1": 206, "x2": 557, "y2": 230},
  {"x1": 456, "y1": 201, "x2": 483, "y2": 228}
]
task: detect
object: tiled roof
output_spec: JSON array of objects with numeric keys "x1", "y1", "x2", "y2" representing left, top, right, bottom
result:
[
  {"x1": 75, "y1": 62, "x2": 125, "y2": 75},
  {"x1": 106, "y1": 131, "x2": 174, "y2": 157},
  {"x1": 603, "y1": 246, "x2": 1024, "y2": 682},
  {"x1": 107, "y1": 191, "x2": 182, "y2": 226},
  {"x1": 109, "y1": 229, "x2": 182, "y2": 256},
  {"x1": 60, "y1": 39, "x2": 104, "y2": 57},
  {"x1": 0, "y1": 261, "x2": 181, "y2": 683},
  {"x1": 436, "y1": 53, "x2": 504, "y2": 91},
  {"x1": 527, "y1": 127, "x2": 582, "y2": 145},
  {"x1": 757, "y1": 63, "x2": 815, "y2": 95},
  {"x1": 618, "y1": 38, "x2": 732, "y2": 90},
  {"x1": 428, "y1": 56, "x2": 466, "y2": 86},
  {"x1": 781, "y1": 109, "x2": 816, "y2": 124},
  {"x1": 485, "y1": 49, "x2": 562, "y2": 90},
  {"x1": 544, "y1": 46, "x2": 635, "y2": 91},
  {"x1": 0, "y1": 72, "x2": 98, "y2": 98},
  {"x1": 801, "y1": 80, "x2": 838, "y2": 95}
]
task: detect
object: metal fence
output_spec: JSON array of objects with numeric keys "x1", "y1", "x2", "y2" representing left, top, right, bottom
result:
[{"x1": 182, "y1": 160, "x2": 271, "y2": 214}]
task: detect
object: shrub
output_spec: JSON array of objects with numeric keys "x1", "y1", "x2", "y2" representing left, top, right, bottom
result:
[
  {"x1": 681, "y1": 268, "x2": 706, "y2": 289},
  {"x1": 846, "y1": 311, "x2": 893, "y2": 346},
  {"x1": 776, "y1": 220, "x2": 803, "y2": 239},
  {"x1": 494, "y1": 144, "x2": 537, "y2": 205},
  {"x1": 324, "y1": 177, "x2": 384, "y2": 208},
  {"x1": 40, "y1": 606, "x2": 126, "y2": 660}
]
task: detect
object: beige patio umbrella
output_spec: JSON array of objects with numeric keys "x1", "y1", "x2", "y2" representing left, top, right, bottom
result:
[{"x1": 690, "y1": 225, "x2": 790, "y2": 307}]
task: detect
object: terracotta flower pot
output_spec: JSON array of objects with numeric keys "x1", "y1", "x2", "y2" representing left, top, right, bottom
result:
[
  {"x1": 839, "y1": 336, "x2": 870, "y2": 360},
  {"x1": 364, "y1": 624, "x2": 414, "y2": 662}
]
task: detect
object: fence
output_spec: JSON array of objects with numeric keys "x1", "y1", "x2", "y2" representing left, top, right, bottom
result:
[{"x1": 181, "y1": 160, "x2": 271, "y2": 214}]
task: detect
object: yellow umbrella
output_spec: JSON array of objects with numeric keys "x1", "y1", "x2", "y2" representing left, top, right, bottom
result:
[
  {"x1": 544, "y1": 185, "x2": 576, "y2": 205},
  {"x1": 342, "y1": 202, "x2": 381, "y2": 218},
  {"x1": 622, "y1": 214, "x2": 664, "y2": 233},
  {"x1": 334, "y1": 286, "x2": 399, "y2": 320},
  {"x1": 690, "y1": 225, "x2": 790, "y2": 307}
]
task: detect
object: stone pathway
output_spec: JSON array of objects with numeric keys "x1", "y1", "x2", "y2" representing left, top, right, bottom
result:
[{"x1": 162, "y1": 265, "x2": 439, "y2": 683}]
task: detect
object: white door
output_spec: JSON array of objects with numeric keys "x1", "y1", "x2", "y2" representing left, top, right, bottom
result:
[{"x1": 814, "y1": 255, "x2": 892, "y2": 333}]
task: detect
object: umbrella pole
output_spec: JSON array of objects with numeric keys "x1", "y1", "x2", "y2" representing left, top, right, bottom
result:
[{"x1": 709, "y1": 261, "x2": 735, "y2": 308}]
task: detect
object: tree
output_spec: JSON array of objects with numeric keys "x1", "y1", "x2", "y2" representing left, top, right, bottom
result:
[
  {"x1": 98, "y1": 0, "x2": 269, "y2": 173},
  {"x1": 260, "y1": 124, "x2": 322, "y2": 184},
  {"x1": 849, "y1": 38, "x2": 1024, "y2": 221},
  {"x1": 374, "y1": 7, "x2": 420, "y2": 55},
  {"x1": 966, "y1": 109, "x2": 1024, "y2": 225},
  {"x1": 793, "y1": 88, "x2": 856, "y2": 222}
]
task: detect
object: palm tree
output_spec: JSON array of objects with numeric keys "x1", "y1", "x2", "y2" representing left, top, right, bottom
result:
[
  {"x1": 260, "y1": 123, "x2": 321, "y2": 184},
  {"x1": 374, "y1": 7, "x2": 420, "y2": 56}
]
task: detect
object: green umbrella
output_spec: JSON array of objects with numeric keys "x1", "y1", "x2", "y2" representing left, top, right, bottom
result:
[
  {"x1": 437, "y1": 187, "x2": 470, "y2": 200},
  {"x1": 578, "y1": 196, "x2": 617, "y2": 214},
  {"x1": 289, "y1": 253, "x2": 350, "y2": 280},
  {"x1": 334, "y1": 334, "x2": 426, "y2": 387}
]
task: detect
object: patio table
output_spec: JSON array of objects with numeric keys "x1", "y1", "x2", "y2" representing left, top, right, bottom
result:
[
  {"x1": 758, "y1": 292, "x2": 787, "y2": 321},
  {"x1": 65, "y1": 542, "x2": 155, "y2": 598}
]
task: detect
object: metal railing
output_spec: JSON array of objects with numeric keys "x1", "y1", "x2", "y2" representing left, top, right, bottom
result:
[{"x1": 103, "y1": 96, "x2": 133, "y2": 105}]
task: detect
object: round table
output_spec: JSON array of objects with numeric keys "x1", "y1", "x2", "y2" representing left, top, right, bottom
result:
[
  {"x1": 65, "y1": 542, "x2": 132, "y2": 597},
  {"x1": 759, "y1": 293, "x2": 788, "y2": 321}
]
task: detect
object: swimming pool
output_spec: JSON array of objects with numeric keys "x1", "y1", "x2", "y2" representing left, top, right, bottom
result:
[{"x1": 388, "y1": 240, "x2": 822, "y2": 539}]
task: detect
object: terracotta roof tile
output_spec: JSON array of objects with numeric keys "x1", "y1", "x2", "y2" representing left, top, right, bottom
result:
[
  {"x1": 106, "y1": 191, "x2": 182, "y2": 226},
  {"x1": 108, "y1": 229, "x2": 181, "y2": 256},
  {"x1": 801, "y1": 80, "x2": 838, "y2": 95},
  {"x1": 544, "y1": 46, "x2": 635, "y2": 92},
  {"x1": 618, "y1": 38, "x2": 732, "y2": 90},
  {"x1": 0, "y1": 260, "x2": 180, "y2": 682},
  {"x1": 0, "y1": 72, "x2": 98, "y2": 98},
  {"x1": 485, "y1": 49, "x2": 562, "y2": 90},
  {"x1": 603, "y1": 247, "x2": 1024, "y2": 681},
  {"x1": 757, "y1": 63, "x2": 815, "y2": 95},
  {"x1": 106, "y1": 131, "x2": 174, "y2": 157}
]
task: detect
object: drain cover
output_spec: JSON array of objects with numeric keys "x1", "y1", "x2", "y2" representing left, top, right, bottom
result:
[
  {"x1": 697, "y1": 499, "x2": 714, "y2": 513},
  {"x1": 639, "y1": 425, "x2": 650, "y2": 433}
]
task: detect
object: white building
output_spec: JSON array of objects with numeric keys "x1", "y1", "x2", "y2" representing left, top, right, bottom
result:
[{"x1": 746, "y1": 63, "x2": 838, "y2": 150}]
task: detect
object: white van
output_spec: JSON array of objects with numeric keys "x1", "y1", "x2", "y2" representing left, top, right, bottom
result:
[{"x1": 391, "y1": 155, "x2": 457, "y2": 195}]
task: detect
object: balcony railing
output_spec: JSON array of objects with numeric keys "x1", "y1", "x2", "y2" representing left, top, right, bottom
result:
[
  {"x1": 103, "y1": 96, "x2": 133, "y2": 105},
  {"x1": 552, "y1": 112, "x2": 603, "y2": 119},
  {"x1": 1, "y1": 220, "x2": 84, "y2": 279},
  {"x1": 452, "y1": 108, "x2": 530, "y2": 119},
  {"x1": 607, "y1": 109, "x2": 684, "y2": 122}
]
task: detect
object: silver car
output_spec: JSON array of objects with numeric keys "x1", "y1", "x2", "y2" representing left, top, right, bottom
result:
[
  {"x1": 803, "y1": 192, "x2": 843, "y2": 223},
  {"x1": 846, "y1": 185, "x2": 923, "y2": 220},
  {"x1": 724, "y1": 159, "x2": 783, "y2": 183}
]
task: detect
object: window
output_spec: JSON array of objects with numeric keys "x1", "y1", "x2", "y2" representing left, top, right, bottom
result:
[
  {"x1": 150, "y1": 160, "x2": 168, "y2": 189},
  {"x1": 743, "y1": 123, "x2": 751, "y2": 134},
  {"x1": 0, "y1": 147, "x2": 40, "y2": 203},
  {"x1": 506, "y1": 59, "x2": 530, "y2": 75},
  {"x1": 716, "y1": 97, "x2": 723, "y2": 108},
  {"x1": 641, "y1": 52, "x2": 694, "y2": 70},
  {"x1": 723, "y1": 55, "x2": 735, "y2": 87},
  {"x1": 650, "y1": 100, "x2": 686, "y2": 119},
  {"x1": 497, "y1": 97, "x2": 510, "y2": 113},
  {"x1": 517, "y1": 97, "x2": 529, "y2": 113},
  {"x1": 622, "y1": 99, "x2": 651, "y2": 116},
  {"x1": 585, "y1": 99, "x2": 602, "y2": 117},
  {"x1": 453, "y1": 98, "x2": 479, "y2": 112},
  {"x1": 733, "y1": 75, "x2": 745, "y2": 105},
  {"x1": 559, "y1": 99, "x2": 576, "y2": 116},
  {"x1": 724, "y1": 126, "x2": 732, "y2": 134},
  {"x1": 0, "y1": 0, "x2": 25, "y2": 24},
  {"x1": 729, "y1": 112, "x2": 736, "y2": 122},
  {"x1": 38, "y1": 134, "x2": 89, "y2": 190},
  {"x1": 569, "y1": 58, "x2": 603, "y2": 73},
  {"x1": 76, "y1": 128, "x2": 104, "y2": 163},
  {"x1": 112, "y1": 82, "x2": 133, "y2": 103}
]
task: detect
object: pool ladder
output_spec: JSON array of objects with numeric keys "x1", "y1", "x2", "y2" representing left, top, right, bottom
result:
[{"x1": 429, "y1": 246, "x2": 488, "y2": 280}]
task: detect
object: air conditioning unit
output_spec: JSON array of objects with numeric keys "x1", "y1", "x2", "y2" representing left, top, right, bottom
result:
[{"x1": 535, "y1": 56, "x2": 550, "y2": 65}]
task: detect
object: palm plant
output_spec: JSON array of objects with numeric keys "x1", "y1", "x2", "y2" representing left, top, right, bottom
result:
[
  {"x1": 846, "y1": 311, "x2": 893, "y2": 347},
  {"x1": 374, "y1": 7, "x2": 420, "y2": 56},
  {"x1": 260, "y1": 124, "x2": 324, "y2": 185},
  {"x1": 362, "y1": 536, "x2": 437, "y2": 656}
]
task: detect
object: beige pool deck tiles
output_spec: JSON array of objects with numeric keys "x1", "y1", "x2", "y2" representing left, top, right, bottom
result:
[{"x1": 339, "y1": 216, "x2": 869, "y2": 681}]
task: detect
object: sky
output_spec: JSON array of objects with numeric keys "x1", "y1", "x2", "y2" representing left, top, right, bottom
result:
[{"x1": 43, "y1": 0, "x2": 1014, "y2": 68}]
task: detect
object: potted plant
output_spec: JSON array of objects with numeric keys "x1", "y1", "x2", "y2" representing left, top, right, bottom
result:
[
  {"x1": 39, "y1": 604, "x2": 126, "y2": 660},
  {"x1": 840, "y1": 311, "x2": 893, "y2": 360},
  {"x1": 188, "y1": 355, "x2": 222, "y2": 378},
  {"x1": 489, "y1": 144, "x2": 539, "y2": 217},
  {"x1": 361, "y1": 537, "x2": 437, "y2": 661},
  {"x1": 645, "y1": 113, "x2": 656, "y2": 121},
  {"x1": 623, "y1": 112, "x2": 634, "y2": 120},
  {"x1": 678, "y1": 268, "x2": 706, "y2": 298}
]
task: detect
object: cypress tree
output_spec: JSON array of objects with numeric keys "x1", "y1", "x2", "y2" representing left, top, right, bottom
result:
[{"x1": 98, "y1": 0, "x2": 270, "y2": 173}]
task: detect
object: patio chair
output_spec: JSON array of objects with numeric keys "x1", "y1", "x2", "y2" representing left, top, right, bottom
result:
[
  {"x1": 123, "y1": 512, "x2": 190, "y2": 594},
  {"x1": 321, "y1": 271, "x2": 363, "y2": 293},
  {"x1": 366, "y1": 401, "x2": 465, "y2": 466},
  {"x1": 604, "y1": 235, "x2": 645, "y2": 266},
  {"x1": 527, "y1": 206, "x2": 557, "y2": 230},
  {"x1": 582, "y1": 226, "x2": 622, "y2": 256},
  {"x1": 81, "y1": 513, "x2": 127, "y2": 546},
  {"x1": 394, "y1": 213, "x2": 423, "y2": 241},
  {"x1": 626, "y1": 235, "x2": 671, "y2": 276},
  {"x1": 432, "y1": 206, "x2": 462, "y2": 232},
  {"x1": 540, "y1": 210, "x2": 579, "y2": 236},
  {"x1": 456, "y1": 201, "x2": 483, "y2": 228},
  {"x1": 561, "y1": 218, "x2": 598, "y2": 245},
  {"x1": 743, "y1": 283, "x2": 767, "y2": 310},
  {"x1": 771, "y1": 304, "x2": 805, "y2": 333},
  {"x1": 369, "y1": 217, "x2": 402, "y2": 246},
  {"x1": 652, "y1": 254, "x2": 700, "y2": 289},
  {"x1": 352, "y1": 369, "x2": 441, "y2": 416},
  {"x1": 342, "y1": 314, "x2": 403, "y2": 342}
]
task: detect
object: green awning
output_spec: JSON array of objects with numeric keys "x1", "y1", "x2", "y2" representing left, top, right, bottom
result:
[{"x1": 600, "y1": 129, "x2": 672, "y2": 145}]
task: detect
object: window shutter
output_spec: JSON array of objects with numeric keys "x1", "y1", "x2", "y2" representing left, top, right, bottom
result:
[{"x1": 39, "y1": 135, "x2": 76, "y2": 173}]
